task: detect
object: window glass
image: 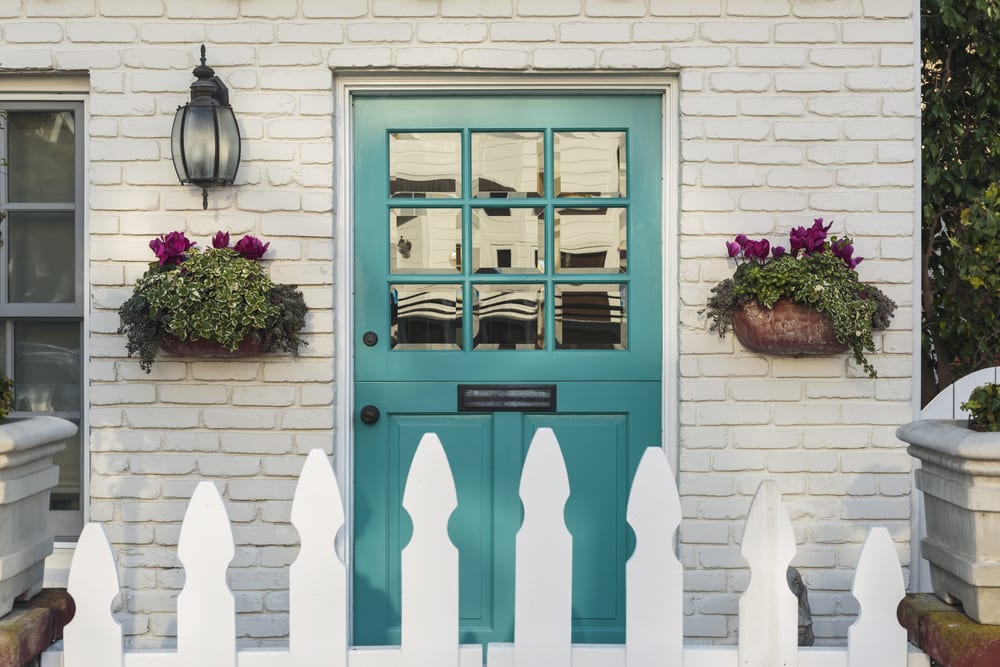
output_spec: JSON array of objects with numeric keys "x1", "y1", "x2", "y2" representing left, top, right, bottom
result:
[
  {"x1": 472, "y1": 132, "x2": 543, "y2": 198},
  {"x1": 472, "y1": 208, "x2": 544, "y2": 274},
  {"x1": 555, "y1": 283, "x2": 627, "y2": 350},
  {"x1": 390, "y1": 208, "x2": 462, "y2": 273},
  {"x1": 7, "y1": 111, "x2": 76, "y2": 203},
  {"x1": 555, "y1": 208, "x2": 627, "y2": 273},
  {"x1": 554, "y1": 131, "x2": 627, "y2": 198},
  {"x1": 7, "y1": 211, "x2": 76, "y2": 303},
  {"x1": 390, "y1": 132, "x2": 461, "y2": 198},
  {"x1": 391, "y1": 284, "x2": 463, "y2": 350}
]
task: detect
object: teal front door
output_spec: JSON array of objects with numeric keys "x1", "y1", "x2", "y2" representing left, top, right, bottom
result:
[{"x1": 352, "y1": 93, "x2": 663, "y2": 648}]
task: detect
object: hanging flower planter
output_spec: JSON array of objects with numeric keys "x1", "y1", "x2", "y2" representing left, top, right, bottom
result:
[
  {"x1": 159, "y1": 336, "x2": 264, "y2": 358},
  {"x1": 731, "y1": 300, "x2": 849, "y2": 356}
]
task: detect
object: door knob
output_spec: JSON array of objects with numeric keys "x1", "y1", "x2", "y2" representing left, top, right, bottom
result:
[
  {"x1": 362, "y1": 331, "x2": 378, "y2": 347},
  {"x1": 359, "y1": 405, "x2": 380, "y2": 425}
]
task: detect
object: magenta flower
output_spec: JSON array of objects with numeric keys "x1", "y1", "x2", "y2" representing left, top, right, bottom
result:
[
  {"x1": 735, "y1": 233, "x2": 750, "y2": 249},
  {"x1": 831, "y1": 237, "x2": 863, "y2": 269},
  {"x1": 726, "y1": 241, "x2": 742, "y2": 257},
  {"x1": 149, "y1": 231, "x2": 195, "y2": 266},
  {"x1": 212, "y1": 231, "x2": 230, "y2": 249},
  {"x1": 789, "y1": 218, "x2": 832, "y2": 256},
  {"x1": 234, "y1": 235, "x2": 270, "y2": 260},
  {"x1": 772, "y1": 245, "x2": 786, "y2": 259}
]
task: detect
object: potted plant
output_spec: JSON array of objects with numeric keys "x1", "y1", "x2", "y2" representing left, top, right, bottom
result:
[
  {"x1": 704, "y1": 218, "x2": 896, "y2": 377},
  {"x1": 118, "y1": 230, "x2": 308, "y2": 372},
  {"x1": 897, "y1": 382, "x2": 1000, "y2": 624}
]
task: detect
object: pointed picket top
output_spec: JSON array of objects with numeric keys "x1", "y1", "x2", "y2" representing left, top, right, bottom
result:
[
  {"x1": 626, "y1": 446, "x2": 682, "y2": 667},
  {"x1": 290, "y1": 449, "x2": 347, "y2": 667},
  {"x1": 515, "y1": 428, "x2": 572, "y2": 667},
  {"x1": 738, "y1": 481, "x2": 798, "y2": 667},
  {"x1": 177, "y1": 481, "x2": 236, "y2": 667},
  {"x1": 402, "y1": 433, "x2": 460, "y2": 667},
  {"x1": 848, "y1": 527, "x2": 907, "y2": 667},
  {"x1": 64, "y1": 523, "x2": 122, "y2": 667}
]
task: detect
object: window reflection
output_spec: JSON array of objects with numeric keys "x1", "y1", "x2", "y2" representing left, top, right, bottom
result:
[
  {"x1": 472, "y1": 132, "x2": 543, "y2": 198},
  {"x1": 391, "y1": 284, "x2": 463, "y2": 350},
  {"x1": 8, "y1": 111, "x2": 76, "y2": 203},
  {"x1": 554, "y1": 131, "x2": 627, "y2": 198},
  {"x1": 390, "y1": 209, "x2": 462, "y2": 273},
  {"x1": 389, "y1": 132, "x2": 461, "y2": 198},
  {"x1": 7, "y1": 211, "x2": 76, "y2": 303},
  {"x1": 472, "y1": 208, "x2": 544, "y2": 274},
  {"x1": 473, "y1": 284, "x2": 544, "y2": 350},
  {"x1": 555, "y1": 208, "x2": 627, "y2": 273},
  {"x1": 555, "y1": 284, "x2": 627, "y2": 350},
  {"x1": 14, "y1": 321, "x2": 81, "y2": 412}
]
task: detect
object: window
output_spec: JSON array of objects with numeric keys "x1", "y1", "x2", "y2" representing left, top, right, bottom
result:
[{"x1": 0, "y1": 103, "x2": 85, "y2": 539}]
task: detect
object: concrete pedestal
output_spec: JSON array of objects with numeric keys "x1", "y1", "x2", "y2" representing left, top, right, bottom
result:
[{"x1": 0, "y1": 418, "x2": 75, "y2": 618}]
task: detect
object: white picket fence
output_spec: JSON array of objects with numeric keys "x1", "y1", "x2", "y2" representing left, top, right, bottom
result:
[{"x1": 43, "y1": 428, "x2": 928, "y2": 667}]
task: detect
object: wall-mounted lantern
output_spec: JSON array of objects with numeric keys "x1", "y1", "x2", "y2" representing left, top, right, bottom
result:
[{"x1": 170, "y1": 45, "x2": 241, "y2": 209}]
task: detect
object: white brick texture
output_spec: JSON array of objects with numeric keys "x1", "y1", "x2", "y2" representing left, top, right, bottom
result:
[{"x1": 0, "y1": 0, "x2": 918, "y2": 649}]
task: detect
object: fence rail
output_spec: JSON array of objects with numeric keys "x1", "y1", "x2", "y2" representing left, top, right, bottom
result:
[{"x1": 43, "y1": 428, "x2": 928, "y2": 667}]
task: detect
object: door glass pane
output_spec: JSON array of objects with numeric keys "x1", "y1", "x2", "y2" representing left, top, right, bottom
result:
[
  {"x1": 14, "y1": 321, "x2": 81, "y2": 412},
  {"x1": 391, "y1": 209, "x2": 462, "y2": 273},
  {"x1": 7, "y1": 111, "x2": 76, "y2": 203},
  {"x1": 555, "y1": 208, "x2": 627, "y2": 273},
  {"x1": 391, "y1": 284, "x2": 463, "y2": 350},
  {"x1": 554, "y1": 131, "x2": 626, "y2": 198},
  {"x1": 472, "y1": 132, "x2": 543, "y2": 198},
  {"x1": 473, "y1": 284, "x2": 544, "y2": 350},
  {"x1": 555, "y1": 283, "x2": 627, "y2": 350},
  {"x1": 389, "y1": 132, "x2": 461, "y2": 198},
  {"x1": 472, "y1": 208, "x2": 544, "y2": 274}
]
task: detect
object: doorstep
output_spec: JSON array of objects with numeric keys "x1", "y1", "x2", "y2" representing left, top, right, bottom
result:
[
  {"x1": 898, "y1": 593, "x2": 1000, "y2": 667},
  {"x1": 0, "y1": 590, "x2": 73, "y2": 667}
]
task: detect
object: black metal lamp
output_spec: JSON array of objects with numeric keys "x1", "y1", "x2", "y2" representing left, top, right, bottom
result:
[{"x1": 171, "y1": 45, "x2": 241, "y2": 209}]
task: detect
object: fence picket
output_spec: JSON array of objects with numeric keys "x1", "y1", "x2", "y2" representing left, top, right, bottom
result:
[
  {"x1": 401, "y1": 434, "x2": 460, "y2": 667},
  {"x1": 63, "y1": 523, "x2": 122, "y2": 667},
  {"x1": 289, "y1": 449, "x2": 347, "y2": 666},
  {"x1": 738, "y1": 481, "x2": 798, "y2": 667},
  {"x1": 176, "y1": 481, "x2": 236, "y2": 667},
  {"x1": 515, "y1": 427, "x2": 572, "y2": 667},
  {"x1": 626, "y1": 446, "x2": 682, "y2": 667},
  {"x1": 848, "y1": 527, "x2": 906, "y2": 666}
]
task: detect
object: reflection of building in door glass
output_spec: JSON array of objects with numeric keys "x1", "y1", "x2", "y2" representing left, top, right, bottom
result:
[
  {"x1": 555, "y1": 208, "x2": 627, "y2": 273},
  {"x1": 389, "y1": 132, "x2": 461, "y2": 197},
  {"x1": 391, "y1": 284, "x2": 462, "y2": 350},
  {"x1": 473, "y1": 284, "x2": 544, "y2": 350},
  {"x1": 555, "y1": 131, "x2": 627, "y2": 198},
  {"x1": 555, "y1": 284, "x2": 627, "y2": 350},
  {"x1": 472, "y1": 132, "x2": 543, "y2": 198},
  {"x1": 472, "y1": 208, "x2": 544, "y2": 274},
  {"x1": 390, "y1": 208, "x2": 462, "y2": 273}
]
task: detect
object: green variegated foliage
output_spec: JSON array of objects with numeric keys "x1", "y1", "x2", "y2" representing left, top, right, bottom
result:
[
  {"x1": 922, "y1": 0, "x2": 1000, "y2": 402},
  {"x1": 0, "y1": 375, "x2": 13, "y2": 419}
]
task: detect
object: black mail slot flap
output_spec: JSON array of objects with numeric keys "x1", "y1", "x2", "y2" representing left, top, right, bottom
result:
[{"x1": 458, "y1": 384, "x2": 556, "y2": 412}]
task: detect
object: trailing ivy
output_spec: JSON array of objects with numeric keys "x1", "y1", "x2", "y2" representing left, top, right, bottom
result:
[{"x1": 922, "y1": 0, "x2": 1000, "y2": 402}]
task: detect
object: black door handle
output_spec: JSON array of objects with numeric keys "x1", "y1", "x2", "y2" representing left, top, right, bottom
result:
[
  {"x1": 360, "y1": 405, "x2": 380, "y2": 425},
  {"x1": 363, "y1": 331, "x2": 378, "y2": 347}
]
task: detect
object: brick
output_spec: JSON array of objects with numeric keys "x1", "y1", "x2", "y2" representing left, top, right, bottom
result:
[
  {"x1": 517, "y1": 0, "x2": 581, "y2": 16},
  {"x1": 560, "y1": 21, "x2": 629, "y2": 42},
  {"x1": 669, "y1": 46, "x2": 732, "y2": 67},
  {"x1": 4, "y1": 22, "x2": 64, "y2": 42},
  {"x1": 396, "y1": 46, "x2": 460, "y2": 67},
  {"x1": 240, "y1": 0, "x2": 298, "y2": 18},
  {"x1": 841, "y1": 498, "x2": 909, "y2": 520},
  {"x1": 775, "y1": 72, "x2": 841, "y2": 92},
  {"x1": 793, "y1": 0, "x2": 862, "y2": 18},
  {"x1": 651, "y1": 0, "x2": 722, "y2": 16},
  {"x1": 738, "y1": 144, "x2": 803, "y2": 164},
  {"x1": 278, "y1": 23, "x2": 345, "y2": 43},
  {"x1": 708, "y1": 72, "x2": 771, "y2": 92},
  {"x1": 766, "y1": 168, "x2": 834, "y2": 188},
  {"x1": 808, "y1": 95, "x2": 878, "y2": 116},
  {"x1": 165, "y1": 0, "x2": 238, "y2": 19},
  {"x1": 463, "y1": 48, "x2": 531, "y2": 69},
  {"x1": 442, "y1": 0, "x2": 512, "y2": 17},
  {"x1": 737, "y1": 46, "x2": 806, "y2": 67},
  {"x1": 842, "y1": 21, "x2": 914, "y2": 43},
  {"x1": 489, "y1": 22, "x2": 555, "y2": 41},
  {"x1": 774, "y1": 21, "x2": 838, "y2": 42},
  {"x1": 0, "y1": 48, "x2": 53, "y2": 68},
  {"x1": 347, "y1": 23, "x2": 412, "y2": 42},
  {"x1": 633, "y1": 22, "x2": 695, "y2": 42},
  {"x1": 532, "y1": 47, "x2": 596, "y2": 69},
  {"x1": 26, "y1": 0, "x2": 95, "y2": 17},
  {"x1": 302, "y1": 0, "x2": 366, "y2": 17}
]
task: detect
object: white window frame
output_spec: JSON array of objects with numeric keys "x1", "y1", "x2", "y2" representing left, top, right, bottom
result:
[{"x1": 0, "y1": 86, "x2": 90, "y2": 583}]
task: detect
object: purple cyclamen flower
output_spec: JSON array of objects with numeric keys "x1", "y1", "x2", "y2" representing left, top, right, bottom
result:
[
  {"x1": 772, "y1": 245, "x2": 786, "y2": 259},
  {"x1": 233, "y1": 234, "x2": 270, "y2": 260},
  {"x1": 735, "y1": 233, "x2": 750, "y2": 249},
  {"x1": 150, "y1": 231, "x2": 195, "y2": 266},
  {"x1": 726, "y1": 241, "x2": 742, "y2": 257},
  {"x1": 831, "y1": 237, "x2": 863, "y2": 269},
  {"x1": 789, "y1": 218, "x2": 832, "y2": 257},
  {"x1": 212, "y1": 231, "x2": 231, "y2": 249}
]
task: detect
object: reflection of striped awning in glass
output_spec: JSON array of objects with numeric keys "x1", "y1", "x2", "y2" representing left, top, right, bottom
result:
[
  {"x1": 555, "y1": 287, "x2": 624, "y2": 323},
  {"x1": 395, "y1": 288, "x2": 460, "y2": 320},
  {"x1": 475, "y1": 288, "x2": 542, "y2": 322}
]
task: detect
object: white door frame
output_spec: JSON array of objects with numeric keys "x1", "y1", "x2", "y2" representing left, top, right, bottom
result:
[{"x1": 332, "y1": 71, "x2": 680, "y2": 633}]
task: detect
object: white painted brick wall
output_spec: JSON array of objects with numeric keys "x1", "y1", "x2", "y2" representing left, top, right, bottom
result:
[{"x1": 0, "y1": 0, "x2": 917, "y2": 648}]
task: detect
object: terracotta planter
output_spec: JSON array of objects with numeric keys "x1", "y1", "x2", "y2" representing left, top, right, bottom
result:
[
  {"x1": 160, "y1": 336, "x2": 264, "y2": 358},
  {"x1": 731, "y1": 300, "x2": 848, "y2": 356},
  {"x1": 897, "y1": 419, "x2": 1000, "y2": 624},
  {"x1": 0, "y1": 416, "x2": 77, "y2": 617}
]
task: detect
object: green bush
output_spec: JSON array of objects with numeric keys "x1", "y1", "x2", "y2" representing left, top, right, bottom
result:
[{"x1": 962, "y1": 383, "x2": 1000, "y2": 432}]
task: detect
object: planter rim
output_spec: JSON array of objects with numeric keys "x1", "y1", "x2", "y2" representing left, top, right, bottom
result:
[
  {"x1": 0, "y1": 416, "x2": 78, "y2": 456},
  {"x1": 897, "y1": 419, "x2": 1000, "y2": 461}
]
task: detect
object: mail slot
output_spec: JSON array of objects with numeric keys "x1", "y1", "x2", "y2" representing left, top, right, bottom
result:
[{"x1": 458, "y1": 384, "x2": 556, "y2": 412}]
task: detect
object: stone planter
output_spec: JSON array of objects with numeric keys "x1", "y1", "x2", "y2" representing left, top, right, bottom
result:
[
  {"x1": 731, "y1": 300, "x2": 849, "y2": 356},
  {"x1": 0, "y1": 416, "x2": 76, "y2": 618},
  {"x1": 897, "y1": 419, "x2": 1000, "y2": 624}
]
